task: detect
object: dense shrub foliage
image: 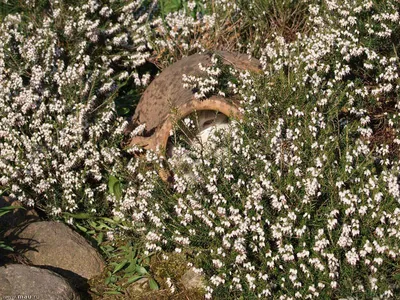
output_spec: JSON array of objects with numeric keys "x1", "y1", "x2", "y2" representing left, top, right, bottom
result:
[{"x1": 1, "y1": 0, "x2": 400, "y2": 298}]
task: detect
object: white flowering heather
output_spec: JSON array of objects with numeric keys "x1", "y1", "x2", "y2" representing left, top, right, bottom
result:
[
  {"x1": 2, "y1": 0, "x2": 400, "y2": 298},
  {"x1": 0, "y1": 0, "x2": 155, "y2": 214},
  {"x1": 116, "y1": 1, "x2": 400, "y2": 298},
  {"x1": 148, "y1": 4, "x2": 217, "y2": 66},
  {"x1": 182, "y1": 54, "x2": 231, "y2": 99}
]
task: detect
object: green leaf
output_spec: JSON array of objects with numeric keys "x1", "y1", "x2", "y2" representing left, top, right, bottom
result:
[
  {"x1": 89, "y1": 220, "x2": 112, "y2": 231},
  {"x1": 0, "y1": 205, "x2": 24, "y2": 210},
  {"x1": 124, "y1": 261, "x2": 137, "y2": 274},
  {"x1": 114, "y1": 184, "x2": 122, "y2": 200},
  {"x1": 108, "y1": 175, "x2": 122, "y2": 200},
  {"x1": 135, "y1": 265, "x2": 148, "y2": 275},
  {"x1": 100, "y1": 217, "x2": 117, "y2": 224},
  {"x1": 97, "y1": 222, "x2": 111, "y2": 230},
  {"x1": 126, "y1": 275, "x2": 143, "y2": 285},
  {"x1": 101, "y1": 245, "x2": 115, "y2": 254},
  {"x1": 0, "y1": 211, "x2": 11, "y2": 217},
  {"x1": 96, "y1": 232, "x2": 104, "y2": 245},
  {"x1": 149, "y1": 278, "x2": 159, "y2": 290},
  {"x1": 88, "y1": 220, "x2": 98, "y2": 228},
  {"x1": 63, "y1": 212, "x2": 93, "y2": 219},
  {"x1": 113, "y1": 260, "x2": 128, "y2": 274},
  {"x1": 116, "y1": 106, "x2": 130, "y2": 116},
  {"x1": 104, "y1": 290, "x2": 122, "y2": 295},
  {"x1": 162, "y1": 0, "x2": 182, "y2": 15},
  {"x1": 0, "y1": 242, "x2": 14, "y2": 252},
  {"x1": 0, "y1": 205, "x2": 24, "y2": 217},
  {"x1": 130, "y1": 248, "x2": 137, "y2": 260},
  {"x1": 75, "y1": 223, "x2": 88, "y2": 232},
  {"x1": 108, "y1": 175, "x2": 118, "y2": 194}
]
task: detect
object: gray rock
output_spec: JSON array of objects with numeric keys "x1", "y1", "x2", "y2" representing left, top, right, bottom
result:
[
  {"x1": 126, "y1": 277, "x2": 149, "y2": 295},
  {"x1": 0, "y1": 264, "x2": 80, "y2": 299},
  {"x1": 0, "y1": 196, "x2": 39, "y2": 229},
  {"x1": 180, "y1": 268, "x2": 205, "y2": 291},
  {"x1": 5, "y1": 221, "x2": 105, "y2": 289}
]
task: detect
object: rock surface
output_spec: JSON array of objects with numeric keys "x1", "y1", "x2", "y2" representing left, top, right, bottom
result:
[
  {"x1": 180, "y1": 268, "x2": 205, "y2": 291},
  {"x1": 0, "y1": 196, "x2": 39, "y2": 229},
  {"x1": 5, "y1": 221, "x2": 105, "y2": 289},
  {"x1": 0, "y1": 264, "x2": 80, "y2": 299},
  {"x1": 125, "y1": 277, "x2": 149, "y2": 295}
]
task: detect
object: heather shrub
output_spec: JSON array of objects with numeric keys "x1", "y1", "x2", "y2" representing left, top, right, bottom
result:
[
  {"x1": 1, "y1": 0, "x2": 400, "y2": 299},
  {"x1": 115, "y1": 0, "x2": 400, "y2": 298},
  {"x1": 0, "y1": 0, "x2": 155, "y2": 217}
]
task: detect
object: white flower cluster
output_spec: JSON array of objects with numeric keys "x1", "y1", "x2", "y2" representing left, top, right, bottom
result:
[
  {"x1": 182, "y1": 55, "x2": 227, "y2": 99},
  {"x1": 148, "y1": 7, "x2": 216, "y2": 66}
]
